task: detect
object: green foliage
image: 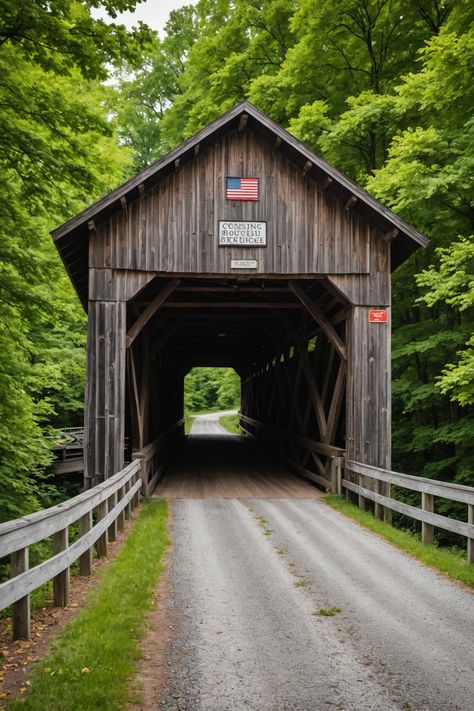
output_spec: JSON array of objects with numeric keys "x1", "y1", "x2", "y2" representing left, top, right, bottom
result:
[
  {"x1": 8, "y1": 499, "x2": 169, "y2": 711},
  {"x1": 184, "y1": 367, "x2": 240, "y2": 413},
  {"x1": 0, "y1": 2, "x2": 147, "y2": 521},
  {"x1": 219, "y1": 413, "x2": 241, "y2": 434}
]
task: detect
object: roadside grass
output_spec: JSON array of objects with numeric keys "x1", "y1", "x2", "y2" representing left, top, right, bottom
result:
[
  {"x1": 8, "y1": 500, "x2": 168, "y2": 711},
  {"x1": 313, "y1": 606, "x2": 342, "y2": 617},
  {"x1": 323, "y1": 494, "x2": 474, "y2": 589},
  {"x1": 219, "y1": 413, "x2": 240, "y2": 434}
]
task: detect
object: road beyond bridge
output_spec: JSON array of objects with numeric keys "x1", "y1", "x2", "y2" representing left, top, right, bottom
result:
[{"x1": 147, "y1": 414, "x2": 474, "y2": 711}]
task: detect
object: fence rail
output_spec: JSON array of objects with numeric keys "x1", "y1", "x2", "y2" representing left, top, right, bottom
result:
[
  {"x1": 343, "y1": 460, "x2": 474, "y2": 563},
  {"x1": 0, "y1": 459, "x2": 142, "y2": 640}
]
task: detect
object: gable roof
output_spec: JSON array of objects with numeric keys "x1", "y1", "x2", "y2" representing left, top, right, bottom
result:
[{"x1": 52, "y1": 100, "x2": 428, "y2": 306}]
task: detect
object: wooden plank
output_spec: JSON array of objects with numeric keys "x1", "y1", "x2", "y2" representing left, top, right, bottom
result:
[
  {"x1": 0, "y1": 460, "x2": 140, "y2": 558},
  {"x1": 0, "y1": 481, "x2": 141, "y2": 612},
  {"x1": 162, "y1": 302, "x2": 302, "y2": 309},
  {"x1": 79, "y1": 512, "x2": 93, "y2": 576},
  {"x1": 346, "y1": 461, "x2": 474, "y2": 505},
  {"x1": 288, "y1": 282, "x2": 347, "y2": 360},
  {"x1": 422, "y1": 492, "x2": 434, "y2": 545},
  {"x1": 126, "y1": 278, "x2": 180, "y2": 348},
  {"x1": 342, "y1": 480, "x2": 474, "y2": 539}
]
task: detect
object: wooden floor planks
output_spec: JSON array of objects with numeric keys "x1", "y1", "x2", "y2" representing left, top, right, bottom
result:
[{"x1": 153, "y1": 434, "x2": 322, "y2": 499}]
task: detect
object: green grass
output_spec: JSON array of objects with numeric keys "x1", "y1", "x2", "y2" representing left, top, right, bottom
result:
[
  {"x1": 8, "y1": 500, "x2": 169, "y2": 711},
  {"x1": 323, "y1": 494, "x2": 474, "y2": 588},
  {"x1": 219, "y1": 413, "x2": 240, "y2": 434},
  {"x1": 313, "y1": 606, "x2": 342, "y2": 617}
]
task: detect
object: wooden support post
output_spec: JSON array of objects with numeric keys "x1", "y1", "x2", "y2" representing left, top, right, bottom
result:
[
  {"x1": 117, "y1": 485, "x2": 125, "y2": 532},
  {"x1": 108, "y1": 492, "x2": 117, "y2": 542},
  {"x1": 11, "y1": 548, "x2": 30, "y2": 640},
  {"x1": 79, "y1": 511, "x2": 93, "y2": 576},
  {"x1": 467, "y1": 504, "x2": 473, "y2": 564},
  {"x1": 84, "y1": 301, "x2": 126, "y2": 487},
  {"x1": 329, "y1": 457, "x2": 337, "y2": 493},
  {"x1": 335, "y1": 456, "x2": 343, "y2": 495},
  {"x1": 421, "y1": 492, "x2": 435, "y2": 545},
  {"x1": 124, "y1": 480, "x2": 132, "y2": 519},
  {"x1": 52, "y1": 528, "x2": 70, "y2": 607},
  {"x1": 374, "y1": 480, "x2": 384, "y2": 520},
  {"x1": 96, "y1": 501, "x2": 108, "y2": 557}
]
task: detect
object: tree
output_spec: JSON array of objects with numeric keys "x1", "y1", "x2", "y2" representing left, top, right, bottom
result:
[{"x1": 0, "y1": 2, "x2": 149, "y2": 521}]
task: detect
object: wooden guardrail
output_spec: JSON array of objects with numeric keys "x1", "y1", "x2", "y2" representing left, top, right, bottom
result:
[
  {"x1": 344, "y1": 460, "x2": 474, "y2": 564},
  {"x1": 132, "y1": 418, "x2": 184, "y2": 496},
  {"x1": 0, "y1": 459, "x2": 142, "y2": 640},
  {"x1": 239, "y1": 413, "x2": 344, "y2": 491}
]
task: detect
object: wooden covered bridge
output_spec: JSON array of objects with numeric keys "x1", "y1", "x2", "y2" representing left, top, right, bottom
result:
[
  {"x1": 4, "y1": 103, "x2": 474, "y2": 648},
  {"x1": 52, "y1": 101, "x2": 426, "y2": 495}
]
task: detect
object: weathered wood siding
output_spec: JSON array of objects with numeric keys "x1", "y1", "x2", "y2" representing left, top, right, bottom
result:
[
  {"x1": 84, "y1": 301, "x2": 126, "y2": 487},
  {"x1": 89, "y1": 129, "x2": 390, "y2": 283},
  {"x1": 346, "y1": 306, "x2": 391, "y2": 469}
]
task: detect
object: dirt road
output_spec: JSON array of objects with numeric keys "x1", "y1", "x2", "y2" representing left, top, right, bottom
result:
[{"x1": 153, "y1": 415, "x2": 474, "y2": 711}]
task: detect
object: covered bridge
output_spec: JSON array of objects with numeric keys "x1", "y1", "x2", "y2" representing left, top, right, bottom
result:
[{"x1": 52, "y1": 101, "x2": 427, "y2": 494}]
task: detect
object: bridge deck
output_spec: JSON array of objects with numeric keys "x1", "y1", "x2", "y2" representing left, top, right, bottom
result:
[{"x1": 154, "y1": 433, "x2": 320, "y2": 499}]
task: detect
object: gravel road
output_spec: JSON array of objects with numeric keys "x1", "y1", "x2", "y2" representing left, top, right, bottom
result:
[
  {"x1": 190, "y1": 411, "x2": 237, "y2": 435},
  {"x1": 156, "y1": 415, "x2": 474, "y2": 711}
]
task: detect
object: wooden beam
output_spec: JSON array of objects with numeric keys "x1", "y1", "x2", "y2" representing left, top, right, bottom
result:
[
  {"x1": 321, "y1": 175, "x2": 333, "y2": 190},
  {"x1": 382, "y1": 228, "x2": 399, "y2": 242},
  {"x1": 162, "y1": 301, "x2": 302, "y2": 309},
  {"x1": 120, "y1": 195, "x2": 127, "y2": 211},
  {"x1": 194, "y1": 143, "x2": 200, "y2": 158},
  {"x1": 345, "y1": 194, "x2": 358, "y2": 211},
  {"x1": 138, "y1": 183, "x2": 145, "y2": 197},
  {"x1": 126, "y1": 278, "x2": 180, "y2": 348},
  {"x1": 288, "y1": 281, "x2": 347, "y2": 361},
  {"x1": 87, "y1": 219, "x2": 96, "y2": 234},
  {"x1": 238, "y1": 113, "x2": 248, "y2": 131},
  {"x1": 174, "y1": 158, "x2": 180, "y2": 172},
  {"x1": 274, "y1": 136, "x2": 282, "y2": 148},
  {"x1": 302, "y1": 160, "x2": 312, "y2": 176}
]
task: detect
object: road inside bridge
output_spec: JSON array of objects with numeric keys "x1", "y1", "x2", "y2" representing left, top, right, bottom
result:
[{"x1": 149, "y1": 414, "x2": 474, "y2": 711}]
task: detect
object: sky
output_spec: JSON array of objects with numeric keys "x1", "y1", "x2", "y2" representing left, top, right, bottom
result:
[{"x1": 94, "y1": 0, "x2": 197, "y2": 35}]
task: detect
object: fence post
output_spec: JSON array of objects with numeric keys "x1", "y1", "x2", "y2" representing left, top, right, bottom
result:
[
  {"x1": 335, "y1": 456, "x2": 343, "y2": 495},
  {"x1": 52, "y1": 527, "x2": 70, "y2": 607},
  {"x1": 421, "y1": 492, "x2": 434, "y2": 545},
  {"x1": 468, "y1": 504, "x2": 473, "y2": 565},
  {"x1": 79, "y1": 511, "x2": 93, "y2": 576},
  {"x1": 96, "y1": 500, "x2": 108, "y2": 557},
  {"x1": 132, "y1": 452, "x2": 147, "y2": 496},
  {"x1": 11, "y1": 548, "x2": 30, "y2": 640},
  {"x1": 329, "y1": 457, "x2": 337, "y2": 493},
  {"x1": 124, "y1": 479, "x2": 132, "y2": 519},
  {"x1": 117, "y1": 485, "x2": 125, "y2": 532},
  {"x1": 108, "y1": 491, "x2": 117, "y2": 543}
]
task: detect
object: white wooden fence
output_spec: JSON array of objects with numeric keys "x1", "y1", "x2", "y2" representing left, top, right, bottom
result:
[{"x1": 0, "y1": 460, "x2": 141, "y2": 640}]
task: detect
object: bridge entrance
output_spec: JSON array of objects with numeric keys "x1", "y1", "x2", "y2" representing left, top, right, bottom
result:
[{"x1": 51, "y1": 101, "x2": 427, "y2": 493}]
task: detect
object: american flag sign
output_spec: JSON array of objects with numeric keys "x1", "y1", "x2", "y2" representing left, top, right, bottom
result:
[{"x1": 226, "y1": 177, "x2": 259, "y2": 201}]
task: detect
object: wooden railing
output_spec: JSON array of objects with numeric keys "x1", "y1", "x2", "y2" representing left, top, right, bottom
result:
[
  {"x1": 344, "y1": 460, "x2": 474, "y2": 564},
  {"x1": 0, "y1": 460, "x2": 142, "y2": 640},
  {"x1": 132, "y1": 418, "x2": 184, "y2": 496},
  {"x1": 239, "y1": 414, "x2": 344, "y2": 492}
]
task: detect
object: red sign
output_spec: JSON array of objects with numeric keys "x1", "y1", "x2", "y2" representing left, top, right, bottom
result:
[{"x1": 369, "y1": 309, "x2": 388, "y2": 323}]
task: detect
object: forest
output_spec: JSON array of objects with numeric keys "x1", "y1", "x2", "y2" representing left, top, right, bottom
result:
[{"x1": 0, "y1": 0, "x2": 472, "y2": 523}]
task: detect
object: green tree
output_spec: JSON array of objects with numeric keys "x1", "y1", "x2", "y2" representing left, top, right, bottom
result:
[{"x1": 0, "y1": 1, "x2": 148, "y2": 521}]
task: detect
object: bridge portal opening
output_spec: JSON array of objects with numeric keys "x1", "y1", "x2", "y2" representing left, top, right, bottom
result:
[{"x1": 121, "y1": 275, "x2": 348, "y2": 495}]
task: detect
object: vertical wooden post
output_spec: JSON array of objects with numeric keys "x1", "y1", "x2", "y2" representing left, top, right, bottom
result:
[
  {"x1": 335, "y1": 456, "x2": 343, "y2": 495},
  {"x1": 124, "y1": 480, "x2": 132, "y2": 519},
  {"x1": 421, "y1": 492, "x2": 434, "y2": 545},
  {"x1": 84, "y1": 301, "x2": 126, "y2": 487},
  {"x1": 108, "y1": 492, "x2": 117, "y2": 542},
  {"x1": 467, "y1": 504, "x2": 473, "y2": 564},
  {"x1": 117, "y1": 485, "x2": 125, "y2": 532},
  {"x1": 96, "y1": 500, "x2": 108, "y2": 557},
  {"x1": 52, "y1": 528, "x2": 70, "y2": 607},
  {"x1": 79, "y1": 511, "x2": 93, "y2": 576},
  {"x1": 11, "y1": 548, "x2": 30, "y2": 640}
]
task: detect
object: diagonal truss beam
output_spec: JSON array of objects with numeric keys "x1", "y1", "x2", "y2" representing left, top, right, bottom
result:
[
  {"x1": 126, "y1": 278, "x2": 180, "y2": 348},
  {"x1": 288, "y1": 281, "x2": 347, "y2": 361}
]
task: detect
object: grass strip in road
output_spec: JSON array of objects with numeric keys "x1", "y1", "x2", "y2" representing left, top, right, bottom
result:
[
  {"x1": 219, "y1": 413, "x2": 240, "y2": 434},
  {"x1": 323, "y1": 494, "x2": 474, "y2": 589},
  {"x1": 8, "y1": 500, "x2": 168, "y2": 711}
]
